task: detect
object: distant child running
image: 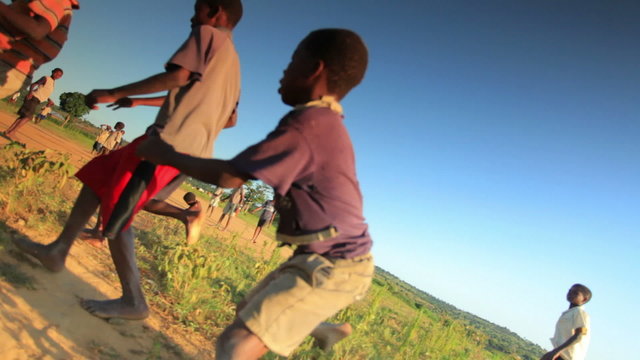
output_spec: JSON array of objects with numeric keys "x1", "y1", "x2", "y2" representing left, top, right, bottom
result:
[
  {"x1": 92, "y1": 124, "x2": 112, "y2": 154},
  {"x1": 34, "y1": 99, "x2": 54, "y2": 123},
  {"x1": 14, "y1": 0, "x2": 243, "y2": 321},
  {"x1": 138, "y1": 28, "x2": 373, "y2": 359},
  {"x1": 99, "y1": 121, "x2": 125, "y2": 155},
  {"x1": 541, "y1": 284, "x2": 592, "y2": 360},
  {"x1": 217, "y1": 185, "x2": 244, "y2": 231},
  {"x1": 207, "y1": 186, "x2": 224, "y2": 217},
  {"x1": 250, "y1": 199, "x2": 276, "y2": 243},
  {"x1": 3, "y1": 68, "x2": 63, "y2": 137}
]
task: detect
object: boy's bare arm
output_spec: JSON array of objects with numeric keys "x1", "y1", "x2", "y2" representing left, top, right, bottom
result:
[
  {"x1": 85, "y1": 68, "x2": 191, "y2": 109},
  {"x1": 107, "y1": 96, "x2": 167, "y2": 110},
  {"x1": 25, "y1": 77, "x2": 46, "y2": 98},
  {"x1": 540, "y1": 328, "x2": 587, "y2": 360},
  {"x1": 0, "y1": 3, "x2": 52, "y2": 40},
  {"x1": 136, "y1": 137, "x2": 248, "y2": 189}
]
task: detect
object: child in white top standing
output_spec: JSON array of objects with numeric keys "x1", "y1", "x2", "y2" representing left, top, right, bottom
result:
[{"x1": 542, "y1": 284, "x2": 592, "y2": 360}]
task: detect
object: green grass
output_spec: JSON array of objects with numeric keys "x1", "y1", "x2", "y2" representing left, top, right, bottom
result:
[
  {"x1": 0, "y1": 261, "x2": 37, "y2": 289},
  {"x1": 1, "y1": 99, "x2": 96, "y2": 149},
  {"x1": 180, "y1": 183, "x2": 211, "y2": 200},
  {"x1": 37, "y1": 119, "x2": 95, "y2": 148}
]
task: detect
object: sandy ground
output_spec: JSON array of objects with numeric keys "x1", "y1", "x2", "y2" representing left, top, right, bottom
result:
[{"x1": 0, "y1": 111, "x2": 280, "y2": 359}]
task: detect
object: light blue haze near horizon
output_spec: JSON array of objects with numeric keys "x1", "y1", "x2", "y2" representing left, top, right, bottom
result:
[{"x1": 29, "y1": 1, "x2": 639, "y2": 359}]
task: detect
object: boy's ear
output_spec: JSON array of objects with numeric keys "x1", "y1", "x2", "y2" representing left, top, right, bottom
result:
[{"x1": 309, "y1": 59, "x2": 326, "y2": 81}]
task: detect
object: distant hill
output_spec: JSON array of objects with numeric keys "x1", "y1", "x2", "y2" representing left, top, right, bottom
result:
[{"x1": 374, "y1": 266, "x2": 545, "y2": 359}]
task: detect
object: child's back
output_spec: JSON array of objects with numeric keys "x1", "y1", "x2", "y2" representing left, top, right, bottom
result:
[{"x1": 154, "y1": 25, "x2": 240, "y2": 157}]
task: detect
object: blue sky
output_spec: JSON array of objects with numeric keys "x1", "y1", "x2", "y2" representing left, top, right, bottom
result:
[{"x1": 35, "y1": 1, "x2": 639, "y2": 358}]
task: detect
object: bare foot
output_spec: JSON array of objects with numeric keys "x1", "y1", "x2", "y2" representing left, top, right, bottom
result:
[
  {"x1": 80, "y1": 298, "x2": 149, "y2": 320},
  {"x1": 78, "y1": 229, "x2": 105, "y2": 248},
  {"x1": 312, "y1": 323, "x2": 353, "y2": 351},
  {"x1": 185, "y1": 202, "x2": 205, "y2": 245},
  {"x1": 12, "y1": 237, "x2": 66, "y2": 272}
]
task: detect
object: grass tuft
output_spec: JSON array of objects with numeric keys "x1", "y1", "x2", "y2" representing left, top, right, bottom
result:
[{"x1": 0, "y1": 261, "x2": 37, "y2": 289}]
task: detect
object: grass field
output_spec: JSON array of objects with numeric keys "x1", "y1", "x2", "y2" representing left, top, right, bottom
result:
[{"x1": 0, "y1": 109, "x2": 545, "y2": 359}]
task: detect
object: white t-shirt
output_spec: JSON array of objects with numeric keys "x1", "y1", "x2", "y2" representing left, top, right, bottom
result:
[
  {"x1": 103, "y1": 130, "x2": 124, "y2": 150},
  {"x1": 32, "y1": 76, "x2": 55, "y2": 102},
  {"x1": 551, "y1": 306, "x2": 590, "y2": 360}
]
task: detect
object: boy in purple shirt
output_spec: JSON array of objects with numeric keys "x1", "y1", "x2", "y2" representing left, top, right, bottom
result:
[{"x1": 138, "y1": 28, "x2": 373, "y2": 359}]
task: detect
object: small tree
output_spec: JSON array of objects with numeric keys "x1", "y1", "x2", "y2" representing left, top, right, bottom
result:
[
  {"x1": 59, "y1": 92, "x2": 90, "y2": 126},
  {"x1": 244, "y1": 180, "x2": 273, "y2": 207}
]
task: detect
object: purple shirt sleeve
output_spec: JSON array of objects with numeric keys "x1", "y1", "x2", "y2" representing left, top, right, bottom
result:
[
  {"x1": 165, "y1": 25, "x2": 216, "y2": 81},
  {"x1": 230, "y1": 121, "x2": 313, "y2": 196}
]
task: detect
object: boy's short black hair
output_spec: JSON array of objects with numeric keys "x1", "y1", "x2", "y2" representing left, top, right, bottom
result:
[
  {"x1": 52, "y1": 68, "x2": 63, "y2": 75},
  {"x1": 203, "y1": 0, "x2": 243, "y2": 27},
  {"x1": 301, "y1": 28, "x2": 368, "y2": 98},
  {"x1": 114, "y1": 121, "x2": 125, "y2": 129},
  {"x1": 183, "y1": 192, "x2": 197, "y2": 204},
  {"x1": 572, "y1": 283, "x2": 592, "y2": 303}
]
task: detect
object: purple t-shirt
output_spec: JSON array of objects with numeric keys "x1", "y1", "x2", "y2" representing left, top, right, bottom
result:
[{"x1": 230, "y1": 107, "x2": 372, "y2": 259}]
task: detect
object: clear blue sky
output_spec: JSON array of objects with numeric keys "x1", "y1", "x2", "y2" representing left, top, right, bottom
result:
[{"x1": 35, "y1": 1, "x2": 639, "y2": 358}]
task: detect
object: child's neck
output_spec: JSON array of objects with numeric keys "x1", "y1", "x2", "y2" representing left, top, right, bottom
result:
[{"x1": 295, "y1": 95, "x2": 343, "y2": 115}]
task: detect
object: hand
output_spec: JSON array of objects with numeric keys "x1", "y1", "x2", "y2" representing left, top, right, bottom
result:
[
  {"x1": 107, "y1": 97, "x2": 134, "y2": 110},
  {"x1": 85, "y1": 89, "x2": 118, "y2": 110},
  {"x1": 136, "y1": 136, "x2": 175, "y2": 165},
  {"x1": 540, "y1": 351, "x2": 559, "y2": 360}
]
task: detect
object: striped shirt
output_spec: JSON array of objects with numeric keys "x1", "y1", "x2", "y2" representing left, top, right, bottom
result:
[{"x1": 0, "y1": 0, "x2": 78, "y2": 76}]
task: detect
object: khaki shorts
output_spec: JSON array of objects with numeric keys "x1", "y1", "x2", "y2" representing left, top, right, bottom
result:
[
  {"x1": 0, "y1": 62, "x2": 30, "y2": 99},
  {"x1": 238, "y1": 253, "x2": 374, "y2": 356}
]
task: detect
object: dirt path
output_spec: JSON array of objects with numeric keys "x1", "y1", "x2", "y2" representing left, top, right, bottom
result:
[{"x1": 0, "y1": 111, "x2": 281, "y2": 359}]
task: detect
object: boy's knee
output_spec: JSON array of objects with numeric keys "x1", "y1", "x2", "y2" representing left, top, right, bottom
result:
[{"x1": 216, "y1": 319, "x2": 266, "y2": 359}]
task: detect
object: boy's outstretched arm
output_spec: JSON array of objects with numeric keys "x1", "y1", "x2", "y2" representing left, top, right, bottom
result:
[
  {"x1": 540, "y1": 328, "x2": 587, "y2": 360},
  {"x1": 107, "y1": 96, "x2": 167, "y2": 110},
  {"x1": 0, "y1": 3, "x2": 51, "y2": 40},
  {"x1": 136, "y1": 137, "x2": 248, "y2": 189},
  {"x1": 25, "y1": 76, "x2": 47, "y2": 98},
  {"x1": 85, "y1": 67, "x2": 191, "y2": 109}
]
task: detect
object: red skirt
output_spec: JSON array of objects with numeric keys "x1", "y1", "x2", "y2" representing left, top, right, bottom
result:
[{"x1": 76, "y1": 135, "x2": 180, "y2": 231}]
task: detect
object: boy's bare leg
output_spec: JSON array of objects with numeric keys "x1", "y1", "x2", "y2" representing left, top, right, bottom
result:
[
  {"x1": 251, "y1": 226, "x2": 262, "y2": 243},
  {"x1": 217, "y1": 212, "x2": 227, "y2": 227},
  {"x1": 311, "y1": 322, "x2": 353, "y2": 351},
  {"x1": 4, "y1": 116, "x2": 30, "y2": 136},
  {"x1": 222, "y1": 212, "x2": 234, "y2": 231},
  {"x1": 12, "y1": 185, "x2": 100, "y2": 272},
  {"x1": 216, "y1": 319, "x2": 269, "y2": 360},
  {"x1": 81, "y1": 227, "x2": 149, "y2": 320},
  {"x1": 143, "y1": 199, "x2": 205, "y2": 245},
  {"x1": 79, "y1": 209, "x2": 105, "y2": 247}
]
